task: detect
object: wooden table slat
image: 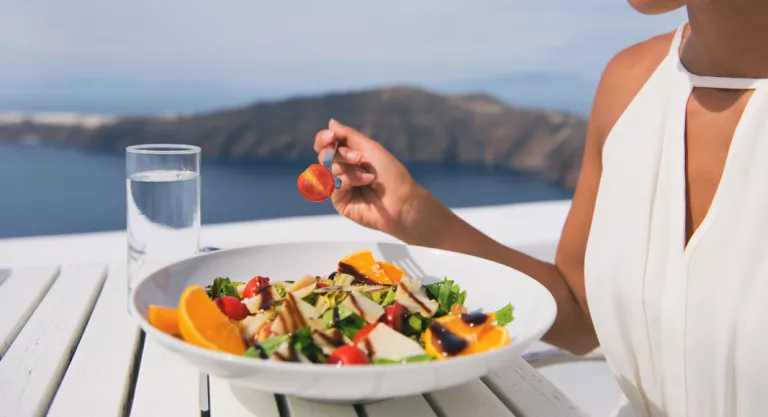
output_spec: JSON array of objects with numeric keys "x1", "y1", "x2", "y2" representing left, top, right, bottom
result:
[
  {"x1": 0, "y1": 266, "x2": 60, "y2": 357},
  {"x1": 426, "y1": 379, "x2": 517, "y2": 417},
  {"x1": 0, "y1": 264, "x2": 106, "y2": 417},
  {"x1": 47, "y1": 264, "x2": 142, "y2": 417},
  {"x1": 130, "y1": 339, "x2": 201, "y2": 417},
  {"x1": 484, "y1": 357, "x2": 587, "y2": 417},
  {"x1": 209, "y1": 377, "x2": 280, "y2": 417},
  {"x1": 285, "y1": 396, "x2": 357, "y2": 417},
  {"x1": 363, "y1": 395, "x2": 437, "y2": 417}
]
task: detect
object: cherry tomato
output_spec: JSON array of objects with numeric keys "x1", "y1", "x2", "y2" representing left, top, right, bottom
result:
[
  {"x1": 382, "y1": 303, "x2": 407, "y2": 332},
  {"x1": 316, "y1": 282, "x2": 329, "y2": 288},
  {"x1": 242, "y1": 276, "x2": 270, "y2": 299},
  {"x1": 297, "y1": 164, "x2": 335, "y2": 202},
  {"x1": 214, "y1": 295, "x2": 250, "y2": 321},
  {"x1": 328, "y1": 345, "x2": 369, "y2": 365},
  {"x1": 352, "y1": 323, "x2": 379, "y2": 346}
]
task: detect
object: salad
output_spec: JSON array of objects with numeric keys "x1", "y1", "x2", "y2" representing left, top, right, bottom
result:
[{"x1": 148, "y1": 250, "x2": 514, "y2": 366}]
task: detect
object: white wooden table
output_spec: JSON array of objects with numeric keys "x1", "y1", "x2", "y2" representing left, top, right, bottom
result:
[{"x1": 0, "y1": 263, "x2": 586, "y2": 417}]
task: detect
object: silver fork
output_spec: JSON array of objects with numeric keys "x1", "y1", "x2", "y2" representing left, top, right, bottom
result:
[
  {"x1": 322, "y1": 142, "x2": 342, "y2": 189},
  {"x1": 375, "y1": 243, "x2": 427, "y2": 279}
]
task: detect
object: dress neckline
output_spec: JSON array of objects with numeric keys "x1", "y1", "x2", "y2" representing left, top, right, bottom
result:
[{"x1": 670, "y1": 21, "x2": 768, "y2": 90}]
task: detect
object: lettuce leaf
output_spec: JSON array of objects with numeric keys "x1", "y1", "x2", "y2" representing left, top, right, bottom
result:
[
  {"x1": 322, "y1": 304, "x2": 354, "y2": 328},
  {"x1": 321, "y1": 305, "x2": 366, "y2": 340},
  {"x1": 205, "y1": 277, "x2": 244, "y2": 299},
  {"x1": 292, "y1": 327, "x2": 325, "y2": 363},
  {"x1": 256, "y1": 334, "x2": 289, "y2": 357},
  {"x1": 380, "y1": 287, "x2": 396, "y2": 306},
  {"x1": 425, "y1": 277, "x2": 467, "y2": 315},
  {"x1": 495, "y1": 303, "x2": 515, "y2": 327},
  {"x1": 337, "y1": 314, "x2": 366, "y2": 341},
  {"x1": 274, "y1": 285, "x2": 287, "y2": 298}
]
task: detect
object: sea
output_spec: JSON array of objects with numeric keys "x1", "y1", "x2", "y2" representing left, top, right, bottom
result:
[{"x1": 0, "y1": 141, "x2": 572, "y2": 238}]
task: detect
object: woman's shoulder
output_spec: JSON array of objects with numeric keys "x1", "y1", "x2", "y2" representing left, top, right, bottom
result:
[{"x1": 591, "y1": 30, "x2": 678, "y2": 144}]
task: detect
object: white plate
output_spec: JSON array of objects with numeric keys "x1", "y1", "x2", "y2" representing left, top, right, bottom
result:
[{"x1": 130, "y1": 241, "x2": 556, "y2": 403}]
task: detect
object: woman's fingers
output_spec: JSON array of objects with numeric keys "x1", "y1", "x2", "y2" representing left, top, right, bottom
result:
[
  {"x1": 328, "y1": 119, "x2": 375, "y2": 149},
  {"x1": 332, "y1": 163, "x2": 375, "y2": 187},
  {"x1": 318, "y1": 146, "x2": 362, "y2": 165},
  {"x1": 314, "y1": 129, "x2": 335, "y2": 153}
]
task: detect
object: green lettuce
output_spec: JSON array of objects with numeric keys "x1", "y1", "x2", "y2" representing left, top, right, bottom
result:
[
  {"x1": 205, "y1": 277, "x2": 244, "y2": 299},
  {"x1": 495, "y1": 303, "x2": 515, "y2": 327},
  {"x1": 425, "y1": 277, "x2": 467, "y2": 315}
]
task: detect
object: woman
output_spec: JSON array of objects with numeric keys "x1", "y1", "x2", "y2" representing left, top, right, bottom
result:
[{"x1": 313, "y1": 1, "x2": 768, "y2": 416}]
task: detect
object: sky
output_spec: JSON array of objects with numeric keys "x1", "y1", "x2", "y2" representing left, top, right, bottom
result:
[{"x1": 0, "y1": 0, "x2": 685, "y2": 114}]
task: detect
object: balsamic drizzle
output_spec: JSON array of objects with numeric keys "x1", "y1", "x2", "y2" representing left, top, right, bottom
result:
[
  {"x1": 460, "y1": 311, "x2": 488, "y2": 327},
  {"x1": 428, "y1": 322, "x2": 468, "y2": 356}
]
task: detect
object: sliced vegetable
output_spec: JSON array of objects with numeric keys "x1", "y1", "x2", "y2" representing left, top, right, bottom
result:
[
  {"x1": 298, "y1": 164, "x2": 335, "y2": 202},
  {"x1": 328, "y1": 345, "x2": 369, "y2": 365},
  {"x1": 214, "y1": 295, "x2": 250, "y2": 321},
  {"x1": 425, "y1": 278, "x2": 467, "y2": 315},
  {"x1": 382, "y1": 303, "x2": 407, "y2": 332},
  {"x1": 292, "y1": 327, "x2": 325, "y2": 363},
  {"x1": 380, "y1": 287, "x2": 397, "y2": 306},
  {"x1": 242, "y1": 276, "x2": 271, "y2": 299},
  {"x1": 258, "y1": 334, "x2": 290, "y2": 357},
  {"x1": 352, "y1": 323, "x2": 379, "y2": 345},
  {"x1": 495, "y1": 303, "x2": 515, "y2": 327},
  {"x1": 205, "y1": 277, "x2": 244, "y2": 300}
]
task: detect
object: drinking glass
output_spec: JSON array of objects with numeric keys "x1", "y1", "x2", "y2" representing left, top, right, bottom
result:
[{"x1": 126, "y1": 144, "x2": 201, "y2": 307}]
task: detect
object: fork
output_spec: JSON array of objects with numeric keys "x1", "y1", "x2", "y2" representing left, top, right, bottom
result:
[
  {"x1": 375, "y1": 243, "x2": 428, "y2": 279},
  {"x1": 322, "y1": 142, "x2": 342, "y2": 190}
]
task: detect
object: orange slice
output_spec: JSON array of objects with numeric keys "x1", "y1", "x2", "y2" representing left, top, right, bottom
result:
[
  {"x1": 149, "y1": 305, "x2": 180, "y2": 336},
  {"x1": 377, "y1": 261, "x2": 405, "y2": 284},
  {"x1": 423, "y1": 313, "x2": 509, "y2": 359},
  {"x1": 338, "y1": 250, "x2": 404, "y2": 285},
  {"x1": 178, "y1": 285, "x2": 246, "y2": 355}
]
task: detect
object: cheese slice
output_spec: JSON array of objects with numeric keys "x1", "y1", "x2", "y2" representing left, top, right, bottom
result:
[
  {"x1": 239, "y1": 314, "x2": 268, "y2": 341},
  {"x1": 359, "y1": 323, "x2": 425, "y2": 361},
  {"x1": 395, "y1": 277, "x2": 439, "y2": 318},
  {"x1": 341, "y1": 291, "x2": 385, "y2": 324},
  {"x1": 271, "y1": 293, "x2": 318, "y2": 335},
  {"x1": 243, "y1": 286, "x2": 281, "y2": 314},
  {"x1": 286, "y1": 275, "x2": 317, "y2": 299},
  {"x1": 311, "y1": 328, "x2": 349, "y2": 355}
]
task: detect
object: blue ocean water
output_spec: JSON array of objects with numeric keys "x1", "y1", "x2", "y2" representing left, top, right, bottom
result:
[{"x1": 0, "y1": 142, "x2": 571, "y2": 238}]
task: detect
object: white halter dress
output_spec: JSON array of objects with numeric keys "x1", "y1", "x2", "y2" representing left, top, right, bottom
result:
[{"x1": 585, "y1": 21, "x2": 768, "y2": 417}]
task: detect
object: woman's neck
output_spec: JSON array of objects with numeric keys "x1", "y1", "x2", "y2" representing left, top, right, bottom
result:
[{"x1": 684, "y1": 1, "x2": 768, "y2": 79}]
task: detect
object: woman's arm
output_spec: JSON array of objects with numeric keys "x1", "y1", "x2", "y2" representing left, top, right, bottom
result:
[{"x1": 402, "y1": 34, "x2": 674, "y2": 355}]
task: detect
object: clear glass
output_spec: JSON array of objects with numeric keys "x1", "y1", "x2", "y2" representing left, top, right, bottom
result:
[{"x1": 126, "y1": 144, "x2": 201, "y2": 306}]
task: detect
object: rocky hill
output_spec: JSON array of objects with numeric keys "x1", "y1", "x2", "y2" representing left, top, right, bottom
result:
[{"x1": 0, "y1": 86, "x2": 587, "y2": 189}]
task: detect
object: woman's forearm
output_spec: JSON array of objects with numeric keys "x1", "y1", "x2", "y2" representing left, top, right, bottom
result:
[{"x1": 402, "y1": 190, "x2": 598, "y2": 355}]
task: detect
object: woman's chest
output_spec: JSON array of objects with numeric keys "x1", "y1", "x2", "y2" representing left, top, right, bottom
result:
[{"x1": 586, "y1": 89, "x2": 768, "y2": 414}]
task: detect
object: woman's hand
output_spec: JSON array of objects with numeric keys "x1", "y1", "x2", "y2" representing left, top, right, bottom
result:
[{"x1": 313, "y1": 119, "x2": 443, "y2": 244}]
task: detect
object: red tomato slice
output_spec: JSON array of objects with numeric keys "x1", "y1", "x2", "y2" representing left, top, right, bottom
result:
[
  {"x1": 327, "y1": 345, "x2": 369, "y2": 365},
  {"x1": 352, "y1": 323, "x2": 379, "y2": 346},
  {"x1": 297, "y1": 164, "x2": 335, "y2": 202},
  {"x1": 213, "y1": 295, "x2": 250, "y2": 321},
  {"x1": 243, "y1": 276, "x2": 270, "y2": 299},
  {"x1": 382, "y1": 303, "x2": 407, "y2": 332}
]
